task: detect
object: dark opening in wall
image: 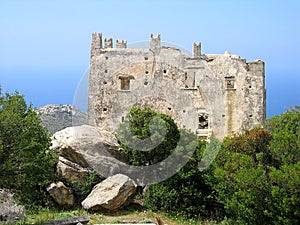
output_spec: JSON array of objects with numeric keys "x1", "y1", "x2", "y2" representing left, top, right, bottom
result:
[
  {"x1": 145, "y1": 71, "x2": 149, "y2": 74},
  {"x1": 198, "y1": 113, "x2": 209, "y2": 129},
  {"x1": 103, "y1": 108, "x2": 108, "y2": 112},
  {"x1": 249, "y1": 85, "x2": 252, "y2": 88},
  {"x1": 121, "y1": 79, "x2": 130, "y2": 90},
  {"x1": 103, "y1": 81, "x2": 107, "y2": 84},
  {"x1": 122, "y1": 116, "x2": 125, "y2": 122},
  {"x1": 105, "y1": 56, "x2": 108, "y2": 60},
  {"x1": 168, "y1": 107, "x2": 172, "y2": 110},
  {"x1": 225, "y1": 77, "x2": 235, "y2": 89},
  {"x1": 163, "y1": 69, "x2": 167, "y2": 74},
  {"x1": 249, "y1": 114, "x2": 253, "y2": 118},
  {"x1": 119, "y1": 75, "x2": 134, "y2": 90},
  {"x1": 144, "y1": 57, "x2": 148, "y2": 60},
  {"x1": 104, "y1": 69, "x2": 108, "y2": 73}
]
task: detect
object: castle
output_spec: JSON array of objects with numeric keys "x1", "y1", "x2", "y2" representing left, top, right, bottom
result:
[{"x1": 88, "y1": 33, "x2": 266, "y2": 140}]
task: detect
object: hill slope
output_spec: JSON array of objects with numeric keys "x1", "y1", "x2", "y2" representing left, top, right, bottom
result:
[{"x1": 36, "y1": 104, "x2": 87, "y2": 134}]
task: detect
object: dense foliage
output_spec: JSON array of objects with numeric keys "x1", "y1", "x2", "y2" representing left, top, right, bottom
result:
[
  {"x1": 116, "y1": 106, "x2": 180, "y2": 166},
  {"x1": 0, "y1": 91, "x2": 57, "y2": 206},
  {"x1": 144, "y1": 140, "x2": 221, "y2": 219},
  {"x1": 119, "y1": 106, "x2": 300, "y2": 224},
  {"x1": 212, "y1": 108, "x2": 300, "y2": 224},
  {"x1": 117, "y1": 106, "x2": 220, "y2": 218}
]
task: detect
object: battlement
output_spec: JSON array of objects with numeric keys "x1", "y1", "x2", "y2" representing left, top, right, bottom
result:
[
  {"x1": 150, "y1": 33, "x2": 161, "y2": 54},
  {"x1": 116, "y1": 39, "x2": 127, "y2": 48},
  {"x1": 193, "y1": 42, "x2": 201, "y2": 58}
]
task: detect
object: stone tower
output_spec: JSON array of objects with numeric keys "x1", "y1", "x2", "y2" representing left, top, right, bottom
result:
[{"x1": 88, "y1": 32, "x2": 266, "y2": 140}]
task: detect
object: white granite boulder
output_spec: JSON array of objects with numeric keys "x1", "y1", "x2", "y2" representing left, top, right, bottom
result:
[
  {"x1": 51, "y1": 125, "x2": 125, "y2": 178},
  {"x1": 81, "y1": 174, "x2": 136, "y2": 211}
]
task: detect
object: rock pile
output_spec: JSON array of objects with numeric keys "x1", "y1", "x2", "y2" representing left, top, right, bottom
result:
[{"x1": 48, "y1": 125, "x2": 136, "y2": 211}]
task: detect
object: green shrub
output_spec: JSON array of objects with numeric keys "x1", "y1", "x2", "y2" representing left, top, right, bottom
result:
[
  {"x1": 116, "y1": 106, "x2": 180, "y2": 166},
  {"x1": 144, "y1": 140, "x2": 221, "y2": 220},
  {"x1": 214, "y1": 107, "x2": 300, "y2": 224},
  {"x1": 0, "y1": 91, "x2": 58, "y2": 206}
]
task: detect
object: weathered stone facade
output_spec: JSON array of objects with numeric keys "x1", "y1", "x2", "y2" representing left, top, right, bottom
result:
[{"x1": 88, "y1": 33, "x2": 266, "y2": 140}]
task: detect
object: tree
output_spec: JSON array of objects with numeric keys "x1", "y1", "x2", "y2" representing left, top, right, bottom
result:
[
  {"x1": 0, "y1": 91, "x2": 57, "y2": 206},
  {"x1": 116, "y1": 106, "x2": 180, "y2": 166}
]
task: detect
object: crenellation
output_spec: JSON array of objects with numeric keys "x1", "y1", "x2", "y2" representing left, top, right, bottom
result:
[
  {"x1": 116, "y1": 39, "x2": 127, "y2": 48},
  {"x1": 91, "y1": 32, "x2": 102, "y2": 58},
  {"x1": 150, "y1": 33, "x2": 161, "y2": 54},
  {"x1": 104, "y1": 37, "x2": 113, "y2": 48},
  {"x1": 193, "y1": 42, "x2": 201, "y2": 58},
  {"x1": 88, "y1": 33, "x2": 266, "y2": 140}
]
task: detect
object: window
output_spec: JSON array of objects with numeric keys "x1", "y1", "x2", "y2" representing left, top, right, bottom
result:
[
  {"x1": 120, "y1": 78, "x2": 130, "y2": 90},
  {"x1": 225, "y1": 77, "x2": 235, "y2": 89},
  {"x1": 119, "y1": 75, "x2": 134, "y2": 90},
  {"x1": 198, "y1": 113, "x2": 209, "y2": 129},
  {"x1": 226, "y1": 80, "x2": 234, "y2": 89}
]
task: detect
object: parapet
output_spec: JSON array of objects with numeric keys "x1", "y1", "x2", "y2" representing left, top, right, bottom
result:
[
  {"x1": 116, "y1": 39, "x2": 127, "y2": 48},
  {"x1": 193, "y1": 42, "x2": 201, "y2": 58},
  {"x1": 104, "y1": 37, "x2": 113, "y2": 48},
  {"x1": 150, "y1": 33, "x2": 161, "y2": 54},
  {"x1": 91, "y1": 32, "x2": 103, "y2": 58}
]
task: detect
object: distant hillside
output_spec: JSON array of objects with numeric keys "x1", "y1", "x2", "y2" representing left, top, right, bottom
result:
[{"x1": 36, "y1": 104, "x2": 87, "y2": 134}]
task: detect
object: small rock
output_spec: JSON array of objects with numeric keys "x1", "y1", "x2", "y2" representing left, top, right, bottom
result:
[{"x1": 47, "y1": 182, "x2": 75, "y2": 206}]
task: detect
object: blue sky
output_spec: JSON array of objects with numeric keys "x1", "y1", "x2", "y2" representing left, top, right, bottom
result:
[{"x1": 0, "y1": 0, "x2": 299, "y2": 117}]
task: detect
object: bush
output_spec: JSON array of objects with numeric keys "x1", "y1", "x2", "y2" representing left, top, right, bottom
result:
[
  {"x1": 143, "y1": 136, "x2": 221, "y2": 220},
  {"x1": 116, "y1": 106, "x2": 180, "y2": 166},
  {"x1": 0, "y1": 91, "x2": 58, "y2": 206},
  {"x1": 214, "y1": 107, "x2": 300, "y2": 224}
]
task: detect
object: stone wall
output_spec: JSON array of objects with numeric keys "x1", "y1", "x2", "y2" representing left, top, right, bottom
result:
[{"x1": 88, "y1": 33, "x2": 266, "y2": 140}]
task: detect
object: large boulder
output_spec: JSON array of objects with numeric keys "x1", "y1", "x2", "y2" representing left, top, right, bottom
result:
[
  {"x1": 51, "y1": 125, "x2": 126, "y2": 178},
  {"x1": 81, "y1": 174, "x2": 137, "y2": 211},
  {"x1": 47, "y1": 182, "x2": 75, "y2": 206}
]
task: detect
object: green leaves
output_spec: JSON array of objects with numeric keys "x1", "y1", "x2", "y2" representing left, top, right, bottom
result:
[
  {"x1": 0, "y1": 91, "x2": 57, "y2": 206},
  {"x1": 116, "y1": 106, "x2": 180, "y2": 166},
  {"x1": 213, "y1": 106, "x2": 300, "y2": 224}
]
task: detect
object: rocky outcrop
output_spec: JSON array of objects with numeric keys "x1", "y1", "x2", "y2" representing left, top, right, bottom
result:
[
  {"x1": 81, "y1": 174, "x2": 136, "y2": 211},
  {"x1": 36, "y1": 104, "x2": 87, "y2": 134},
  {"x1": 51, "y1": 125, "x2": 125, "y2": 178},
  {"x1": 47, "y1": 182, "x2": 75, "y2": 206},
  {"x1": 57, "y1": 157, "x2": 92, "y2": 182},
  {"x1": 0, "y1": 189, "x2": 26, "y2": 223}
]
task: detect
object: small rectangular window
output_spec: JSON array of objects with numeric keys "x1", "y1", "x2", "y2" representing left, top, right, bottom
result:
[
  {"x1": 120, "y1": 78, "x2": 130, "y2": 90},
  {"x1": 119, "y1": 75, "x2": 134, "y2": 91}
]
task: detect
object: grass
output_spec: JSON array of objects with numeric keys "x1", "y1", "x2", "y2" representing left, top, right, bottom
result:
[{"x1": 1, "y1": 204, "x2": 218, "y2": 225}]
